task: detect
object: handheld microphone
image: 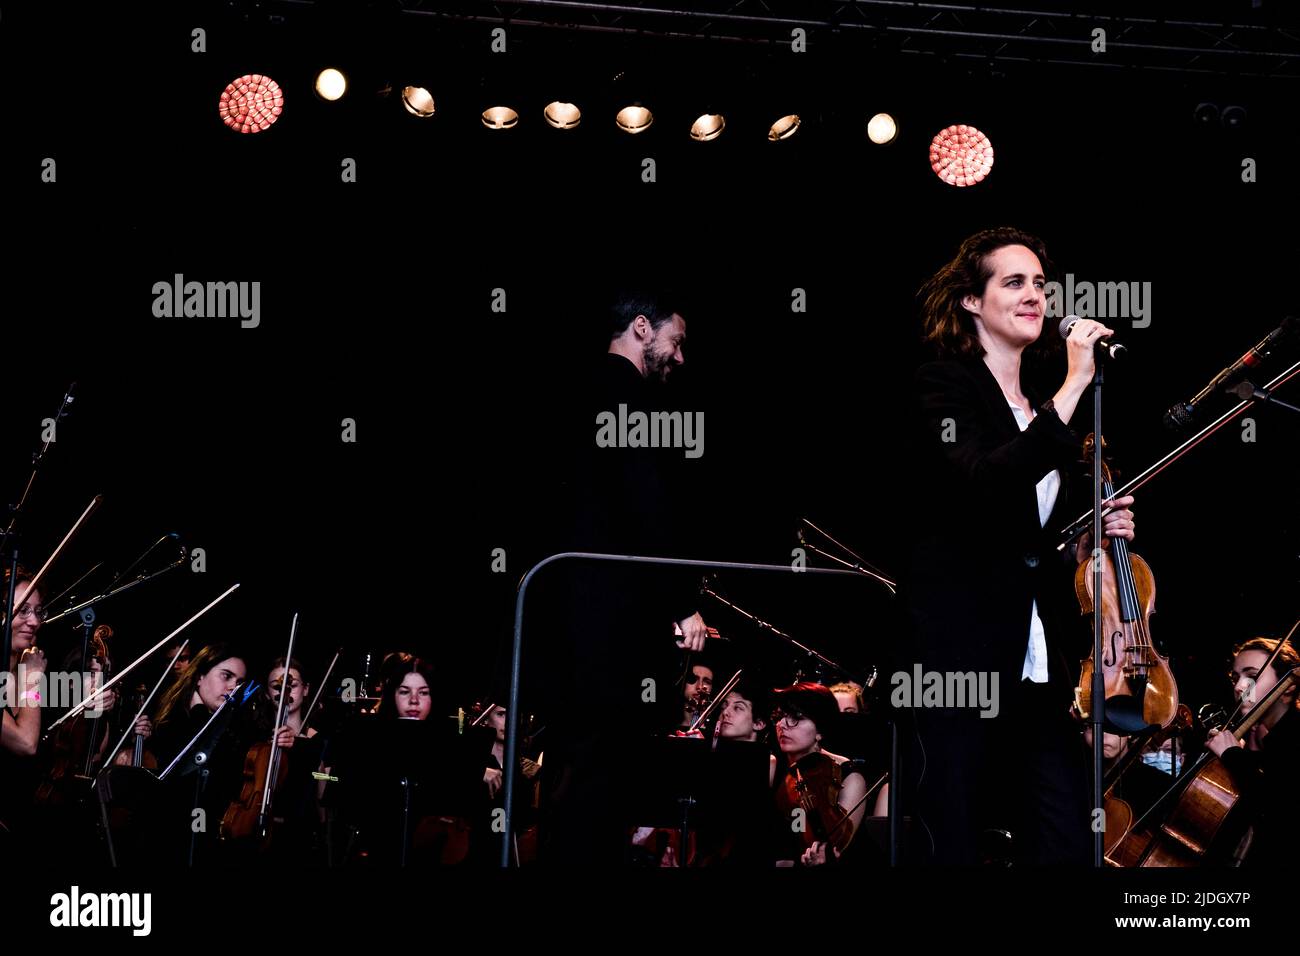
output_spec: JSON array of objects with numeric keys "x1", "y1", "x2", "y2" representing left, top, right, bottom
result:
[{"x1": 1058, "y1": 315, "x2": 1127, "y2": 360}]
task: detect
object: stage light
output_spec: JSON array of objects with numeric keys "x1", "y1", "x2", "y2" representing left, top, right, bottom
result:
[
  {"x1": 1222, "y1": 105, "x2": 1247, "y2": 129},
  {"x1": 1193, "y1": 102, "x2": 1220, "y2": 126},
  {"x1": 929, "y1": 124, "x2": 993, "y2": 187},
  {"x1": 616, "y1": 105, "x2": 654, "y2": 134},
  {"x1": 867, "y1": 112, "x2": 898, "y2": 145},
  {"x1": 690, "y1": 113, "x2": 725, "y2": 142},
  {"x1": 482, "y1": 106, "x2": 519, "y2": 130},
  {"x1": 315, "y1": 68, "x2": 347, "y2": 101},
  {"x1": 544, "y1": 101, "x2": 582, "y2": 129},
  {"x1": 219, "y1": 73, "x2": 284, "y2": 134},
  {"x1": 768, "y1": 114, "x2": 801, "y2": 141},
  {"x1": 402, "y1": 86, "x2": 436, "y2": 118}
]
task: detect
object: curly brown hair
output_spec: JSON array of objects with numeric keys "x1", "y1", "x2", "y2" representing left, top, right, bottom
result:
[
  {"x1": 1234, "y1": 637, "x2": 1300, "y2": 681},
  {"x1": 918, "y1": 226, "x2": 1057, "y2": 358}
]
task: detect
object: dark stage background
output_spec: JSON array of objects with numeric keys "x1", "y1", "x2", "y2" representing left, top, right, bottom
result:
[{"x1": 4, "y1": 1, "x2": 1298, "y2": 728}]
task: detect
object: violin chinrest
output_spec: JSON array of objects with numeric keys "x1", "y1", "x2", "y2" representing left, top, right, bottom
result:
[{"x1": 1102, "y1": 695, "x2": 1157, "y2": 735}]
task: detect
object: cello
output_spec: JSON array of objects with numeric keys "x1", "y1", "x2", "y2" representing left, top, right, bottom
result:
[
  {"x1": 1073, "y1": 434, "x2": 1180, "y2": 732},
  {"x1": 1099, "y1": 704, "x2": 1192, "y2": 861},
  {"x1": 1107, "y1": 666, "x2": 1296, "y2": 866}
]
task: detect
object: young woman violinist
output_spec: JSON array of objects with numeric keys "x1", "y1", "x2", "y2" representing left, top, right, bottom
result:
[
  {"x1": 221, "y1": 657, "x2": 323, "y2": 859},
  {"x1": 36, "y1": 632, "x2": 153, "y2": 804},
  {"x1": 0, "y1": 568, "x2": 48, "y2": 840},
  {"x1": 770, "y1": 683, "x2": 875, "y2": 867},
  {"x1": 144, "y1": 642, "x2": 253, "y2": 865}
]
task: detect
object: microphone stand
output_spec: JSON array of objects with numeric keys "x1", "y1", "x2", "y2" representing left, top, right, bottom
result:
[
  {"x1": 39, "y1": 561, "x2": 103, "y2": 620},
  {"x1": 798, "y1": 518, "x2": 898, "y2": 594},
  {"x1": 1056, "y1": 358, "x2": 1300, "y2": 550},
  {"x1": 158, "y1": 681, "x2": 260, "y2": 867},
  {"x1": 1089, "y1": 357, "x2": 1108, "y2": 869},
  {"x1": 1228, "y1": 379, "x2": 1300, "y2": 417},
  {"x1": 45, "y1": 583, "x2": 242, "y2": 738},
  {"x1": 44, "y1": 536, "x2": 187, "y2": 627},
  {"x1": 699, "y1": 581, "x2": 868, "y2": 688}
]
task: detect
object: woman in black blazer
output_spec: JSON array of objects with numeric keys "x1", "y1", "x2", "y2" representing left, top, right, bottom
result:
[{"x1": 900, "y1": 226, "x2": 1135, "y2": 865}]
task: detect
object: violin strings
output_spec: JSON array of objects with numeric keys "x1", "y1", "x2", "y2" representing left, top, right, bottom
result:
[{"x1": 1107, "y1": 479, "x2": 1151, "y2": 658}]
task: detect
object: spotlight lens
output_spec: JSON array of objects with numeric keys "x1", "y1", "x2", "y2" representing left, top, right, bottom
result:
[
  {"x1": 690, "y1": 113, "x2": 725, "y2": 142},
  {"x1": 768, "y1": 114, "x2": 800, "y2": 142},
  {"x1": 218, "y1": 73, "x2": 284, "y2": 134},
  {"x1": 616, "y1": 105, "x2": 654, "y2": 134},
  {"x1": 315, "y1": 68, "x2": 347, "y2": 101},
  {"x1": 545, "y1": 101, "x2": 582, "y2": 129},
  {"x1": 867, "y1": 113, "x2": 898, "y2": 145},
  {"x1": 929, "y1": 123, "x2": 994, "y2": 187},
  {"x1": 402, "y1": 86, "x2": 436, "y2": 118},
  {"x1": 482, "y1": 106, "x2": 520, "y2": 130}
]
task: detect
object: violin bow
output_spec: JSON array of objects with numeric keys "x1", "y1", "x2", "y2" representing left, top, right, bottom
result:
[
  {"x1": 1226, "y1": 615, "x2": 1300, "y2": 728},
  {"x1": 686, "y1": 669, "x2": 742, "y2": 736},
  {"x1": 297, "y1": 645, "x2": 341, "y2": 739},
  {"x1": 96, "y1": 639, "x2": 191, "y2": 780},
  {"x1": 810, "y1": 769, "x2": 889, "y2": 856},
  {"x1": 260, "y1": 612, "x2": 300, "y2": 835},
  {"x1": 45, "y1": 583, "x2": 241, "y2": 736},
  {"x1": 1057, "y1": 358, "x2": 1300, "y2": 551}
]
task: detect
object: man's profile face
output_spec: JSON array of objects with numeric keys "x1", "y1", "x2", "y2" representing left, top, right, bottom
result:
[{"x1": 643, "y1": 314, "x2": 686, "y2": 383}]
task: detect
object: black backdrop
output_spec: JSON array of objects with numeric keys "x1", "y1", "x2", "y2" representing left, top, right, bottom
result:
[{"x1": 4, "y1": 0, "x2": 1298, "y2": 728}]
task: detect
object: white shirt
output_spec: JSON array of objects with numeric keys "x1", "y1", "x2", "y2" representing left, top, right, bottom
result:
[{"x1": 1008, "y1": 400, "x2": 1060, "y2": 683}]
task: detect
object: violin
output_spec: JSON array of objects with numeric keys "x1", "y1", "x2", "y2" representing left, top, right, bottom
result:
[
  {"x1": 672, "y1": 691, "x2": 713, "y2": 739},
  {"x1": 1073, "y1": 434, "x2": 1180, "y2": 731},
  {"x1": 221, "y1": 614, "x2": 302, "y2": 847},
  {"x1": 777, "y1": 752, "x2": 855, "y2": 856},
  {"x1": 221, "y1": 680, "x2": 309, "y2": 845},
  {"x1": 36, "y1": 625, "x2": 117, "y2": 805},
  {"x1": 220, "y1": 734, "x2": 291, "y2": 845},
  {"x1": 111, "y1": 682, "x2": 158, "y2": 770}
]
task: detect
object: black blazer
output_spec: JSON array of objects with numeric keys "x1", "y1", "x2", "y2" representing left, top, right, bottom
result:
[
  {"x1": 567, "y1": 353, "x2": 698, "y2": 622},
  {"x1": 900, "y1": 355, "x2": 1087, "y2": 695}
]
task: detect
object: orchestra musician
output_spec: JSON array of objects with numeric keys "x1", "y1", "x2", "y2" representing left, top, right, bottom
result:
[
  {"x1": 468, "y1": 702, "x2": 543, "y2": 865},
  {"x1": 769, "y1": 683, "x2": 872, "y2": 867},
  {"x1": 144, "y1": 643, "x2": 255, "y2": 865},
  {"x1": 2, "y1": 567, "x2": 47, "y2": 759},
  {"x1": 222, "y1": 656, "x2": 324, "y2": 860},
  {"x1": 677, "y1": 658, "x2": 714, "y2": 731},
  {"x1": 0, "y1": 567, "x2": 47, "y2": 840},
  {"x1": 1205, "y1": 636, "x2": 1300, "y2": 867},
  {"x1": 829, "y1": 681, "x2": 865, "y2": 714}
]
